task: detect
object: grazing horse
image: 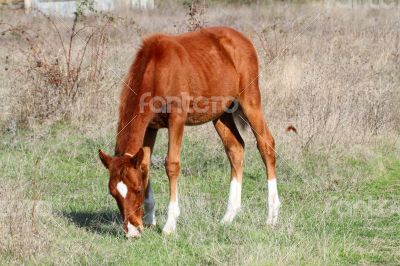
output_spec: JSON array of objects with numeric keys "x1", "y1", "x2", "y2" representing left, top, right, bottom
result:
[{"x1": 98, "y1": 26, "x2": 280, "y2": 238}]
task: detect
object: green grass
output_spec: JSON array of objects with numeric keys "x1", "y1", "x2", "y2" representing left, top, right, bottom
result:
[{"x1": 0, "y1": 127, "x2": 399, "y2": 265}]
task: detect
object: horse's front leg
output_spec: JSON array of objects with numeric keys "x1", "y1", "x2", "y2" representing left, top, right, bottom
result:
[
  {"x1": 162, "y1": 113, "x2": 185, "y2": 235},
  {"x1": 143, "y1": 181, "x2": 156, "y2": 226},
  {"x1": 142, "y1": 128, "x2": 158, "y2": 226}
]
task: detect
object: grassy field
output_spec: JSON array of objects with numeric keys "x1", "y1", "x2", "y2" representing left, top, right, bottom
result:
[
  {"x1": 1, "y1": 1, "x2": 400, "y2": 265},
  {"x1": 0, "y1": 124, "x2": 399, "y2": 265}
]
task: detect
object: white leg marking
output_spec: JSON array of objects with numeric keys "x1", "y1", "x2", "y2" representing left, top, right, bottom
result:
[
  {"x1": 143, "y1": 185, "x2": 156, "y2": 226},
  {"x1": 126, "y1": 221, "x2": 140, "y2": 238},
  {"x1": 116, "y1": 181, "x2": 128, "y2": 198},
  {"x1": 267, "y1": 178, "x2": 281, "y2": 226},
  {"x1": 221, "y1": 178, "x2": 242, "y2": 224},
  {"x1": 162, "y1": 197, "x2": 180, "y2": 235}
]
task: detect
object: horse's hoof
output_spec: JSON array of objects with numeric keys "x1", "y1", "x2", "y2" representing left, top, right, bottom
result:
[
  {"x1": 143, "y1": 212, "x2": 156, "y2": 227},
  {"x1": 266, "y1": 218, "x2": 277, "y2": 227},
  {"x1": 220, "y1": 215, "x2": 234, "y2": 224},
  {"x1": 162, "y1": 229, "x2": 175, "y2": 236},
  {"x1": 144, "y1": 222, "x2": 157, "y2": 228},
  {"x1": 267, "y1": 202, "x2": 280, "y2": 227},
  {"x1": 162, "y1": 223, "x2": 176, "y2": 235},
  {"x1": 221, "y1": 209, "x2": 239, "y2": 224},
  {"x1": 143, "y1": 219, "x2": 157, "y2": 227}
]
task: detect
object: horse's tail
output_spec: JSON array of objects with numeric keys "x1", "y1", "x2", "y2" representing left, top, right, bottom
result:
[{"x1": 232, "y1": 102, "x2": 248, "y2": 131}]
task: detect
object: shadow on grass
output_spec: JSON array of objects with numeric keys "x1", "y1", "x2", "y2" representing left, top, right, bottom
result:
[
  {"x1": 63, "y1": 210, "x2": 164, "y2": 237},
  {"x1": 63, "y1": 210, "x2": 123, "y2": 237}
]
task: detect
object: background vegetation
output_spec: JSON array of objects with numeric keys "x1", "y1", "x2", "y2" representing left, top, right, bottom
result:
[{"x1": 0, "y1": 0, "x2": 399, "y2": 264}]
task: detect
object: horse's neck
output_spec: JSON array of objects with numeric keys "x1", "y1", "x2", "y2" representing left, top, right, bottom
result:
[
  {"x1": 114, "y1": 111, "x2": 148, "y2": 156},
  {"x1": 114, "y1": 45, "x2": 151, "y2": 156}
]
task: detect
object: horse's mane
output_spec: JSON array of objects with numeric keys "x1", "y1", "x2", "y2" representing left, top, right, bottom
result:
[{"x1": 115, "y1": 38, "x2": 155, "y2": 155}]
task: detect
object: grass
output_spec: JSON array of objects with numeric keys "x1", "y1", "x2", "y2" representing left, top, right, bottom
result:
[{"x1": 0, "y1": 126, "x2": 399, "y2": 265}]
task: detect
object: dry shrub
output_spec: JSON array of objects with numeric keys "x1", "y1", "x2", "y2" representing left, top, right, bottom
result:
[
  {"x1": 256, "y1": 6, "x2": 400, "y2": 151},
  {"x1": 184, "y1": 0, "x2": 207, "y2": 31},
  {"x1": 1, "y1": 4, "x2": 112, "y2": 128}
]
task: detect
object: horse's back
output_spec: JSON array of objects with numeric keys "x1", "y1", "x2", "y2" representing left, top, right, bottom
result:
[
  {"x1": 177, "y1": 26, "x2": 259, "y2": 84},
  {"x1": 141, "y1": 27, "x2": 258, "y2": 96}
]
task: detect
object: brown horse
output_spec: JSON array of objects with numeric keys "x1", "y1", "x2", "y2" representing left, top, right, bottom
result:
[{"x1": 99, "y1": 26, "x2": 280, "y2": 238}]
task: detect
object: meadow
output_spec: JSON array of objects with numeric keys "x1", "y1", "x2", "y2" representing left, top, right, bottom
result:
[{"x1": 0, "y1": 1, "x2": 399, "y2": 265}]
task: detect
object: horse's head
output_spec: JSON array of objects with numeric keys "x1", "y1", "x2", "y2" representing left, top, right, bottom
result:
[{"x1": 98, "y1": 148, "x2": 149, "y2": 238}]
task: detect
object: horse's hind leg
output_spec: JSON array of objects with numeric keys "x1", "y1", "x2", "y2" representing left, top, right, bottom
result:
[
  {"x1": 238, "y1": 89, "x2": 280, "y2": 226},
  {"x1": 213, "y1": 113, "x2": 245, "y2": 223}
]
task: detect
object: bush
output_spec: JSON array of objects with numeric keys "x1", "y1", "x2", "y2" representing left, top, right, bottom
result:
[{"x1": 1, "y1": 5, "x2": 112, "y2": 128}]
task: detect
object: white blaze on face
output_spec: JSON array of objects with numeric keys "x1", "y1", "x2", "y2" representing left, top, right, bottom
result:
[
  {"x1": 126, "y1": 221, "x2": 140, "y2": 238},
  {"x1": 267, "y1": 178, "x2": 281, "y2": 226},
  {"x1": 221, "y1": 178, "x2": 242, "y2": 223},
  {"x1": 116, "y1": 181, "x2": 128, "y2": 198}
]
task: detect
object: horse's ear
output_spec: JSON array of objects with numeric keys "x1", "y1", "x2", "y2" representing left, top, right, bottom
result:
[
  {"x1": 99, "y1": 149, "x2": 112, "y2": 169},
  {"x1": 130, "y1": 148, "x2": 144, "y2": 169}
]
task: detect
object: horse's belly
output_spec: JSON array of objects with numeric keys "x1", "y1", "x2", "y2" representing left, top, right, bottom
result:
[
  {"x1": 185, "y1": 110, "x2": 225, "y2": 125},
  {"x1": 148, "y1": 110, "x2": 227, "y2": 128},
  {"x1": 185, "y1": 99, "x2": 234, "y2": 125},
  {"x1": 149, "y1": 101, "x2": 236, "y2": 128}
]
